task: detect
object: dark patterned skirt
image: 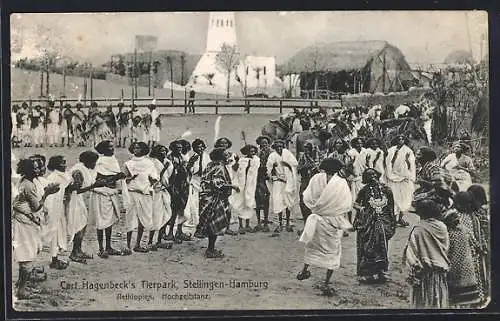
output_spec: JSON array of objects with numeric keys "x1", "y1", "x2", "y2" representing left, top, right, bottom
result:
[
  {"x1": 255, "y1": 177, "x2": 270, "y2": 210},
  {"x1": 197, "y1": 192, "x2": 230, "y2": 237}
]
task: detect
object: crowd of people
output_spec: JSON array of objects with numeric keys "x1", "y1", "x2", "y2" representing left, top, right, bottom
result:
[
  {"x1": 11, "y1": 101, "x2": 489, "y2": 309},
  {"x1": 11, "y1": 100, "x2": 161, "y2": 149}
]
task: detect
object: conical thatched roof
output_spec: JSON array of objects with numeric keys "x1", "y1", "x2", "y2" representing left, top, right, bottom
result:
[{"x1": 281, "y1": 40, "x2": 403, "y2": 74}]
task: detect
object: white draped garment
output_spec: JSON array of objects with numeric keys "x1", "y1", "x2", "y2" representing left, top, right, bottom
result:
[
  {"x1": 67, "y1": 163, "x2": 96, "y2": 243},
  {"x1": 229, "y1": 155, "x2": 261, "y2": 219},
  {"x1": 299, "y1": 173, "x2": 353, "y2": 270},
  {"x1": 266, "y1": 149, "x2": 298, "y2": 215},
  {"x1": 385, "y1": 145, "x2": 416, "y2": 213}
]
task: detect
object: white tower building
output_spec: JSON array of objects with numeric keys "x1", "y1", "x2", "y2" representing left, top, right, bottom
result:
[
  {"x1": 185, "y1": 12, "x2": 283, "y2": 97},
  {"x1": 186, "y1": 12, "x2": 240, "y2": 93},
  {"x1": 206, "y1": 12, "x2": 237, "y2": 52}
]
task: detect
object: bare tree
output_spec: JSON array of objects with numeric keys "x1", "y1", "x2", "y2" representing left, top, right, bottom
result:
[
  {"x1": 166, "y1": 56, "x2": 175, "y2": 99},
  {"x1": 180, "y1": 53, "x2": 186, "y2": 85},
  {"x1": 34, "y1": 21, "x2": 65, "y2": 98},
  {"x1": 215, "y1": 43, "x2": 240, "y2": 98}
]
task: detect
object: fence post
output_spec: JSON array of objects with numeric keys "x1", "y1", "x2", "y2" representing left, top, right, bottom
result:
[
  {"x1": 279, "y1": 99, "x2": 283, "y2": 114},
  {"x1": 215, "y1": 99, "x2": 219, "y2": 114},
  {"x1": 184, "y1": 89, "x2": 187, "y2": 114},
  {"x1": 246, "y1": 99, "x2": 250, "y2": 114}
]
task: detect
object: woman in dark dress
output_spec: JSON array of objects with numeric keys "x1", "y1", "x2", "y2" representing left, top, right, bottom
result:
[
  {"x1": 195, "y1": 148, "x2": 240, "y2": 258},
  {"x1": 354, "y1": 168, "x2": 396, "y2": 284}
]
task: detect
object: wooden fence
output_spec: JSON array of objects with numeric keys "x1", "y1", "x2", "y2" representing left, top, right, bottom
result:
[{"x1": 11, "y1": 97, "x2": 343, "y2": 115}]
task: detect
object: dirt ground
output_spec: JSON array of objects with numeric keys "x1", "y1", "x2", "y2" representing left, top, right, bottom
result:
[{"x1": 10, "y1": 114, "x2": 487, "y2": 311}]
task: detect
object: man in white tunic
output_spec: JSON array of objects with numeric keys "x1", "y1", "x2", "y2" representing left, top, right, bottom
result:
[
  {"x1": 44, "y1": 156, "x2": 71, "y2": 269},
  {"x1": 149, "y1": 144, "x2": 174, "y2": 249},
  {"x1": 385, "y1": 135, "x2": 415, "y2": 227},
  {"x1": 266, "y1": 139, "x2": 298, "y2": 235},
  {"x1": 362, "y1": 138, "x2": 386, "y2": 183},
  {"x1": 185, "y1": 139, "x2": 210, "y2": 232},
  {"x1": 230, "y1": 144, "x2": 260, "y2": 234},
  {"x1": 297, "y1": 158, "x2": 353, "y2": 296},
  {"x1": 347, "y1": 137, "x2": 365, "y2": 223},
  {"x1": 89, "y1": 140, "x2": 127, "y2": 258},
  {"x1": 148, "y1": 101, "x2": 161, "y2": 148},
  {"x1": 67, "y1": 151, "x2": 101, "y2": 263},
  {"x1": 46, "y1": 105, "x2": 61, "y2": 147}
]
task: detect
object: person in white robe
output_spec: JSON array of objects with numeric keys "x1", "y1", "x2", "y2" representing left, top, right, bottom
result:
[
  {"x1": 71, "y1": 104, "x2": 86, "y2": 146},
  {"x1": 266, "y1": 139, "x2": 298, "y2": 235},
  {"x1": 148, "y1": 102, "x2": 161, "y2": 147},
  {"x1": 12, "y1": 152, "x2": 20, "y2": 198},
  {"x1": 117, "y1": 103, "x2": 132, "y2": 148},
  {"x1": 297, "y1": 158, "x2": 353, "y2": 296},
  {"x1": 363, "y1": 138, "x2": 386, "y2": 183},
  {"x1": 46, "y1": 107, "x2": 61, "y2": 147},
  {"x1": 347, "y1": 138, "x2": 365, "y2": 222},
  {"x1": 89, "y1": 140, "x2": 128, "y2": 258},
  {"x1": 185, "y1": 139, "x2": 210, "y2": 231},
  {"x1": 66, "y1": 151, "x2": 101, "y2": 263},
  {"x1": 30, "y1": 106, "x2": 45, "y2": 147},
  {"x1": 124, "y1": 142, "x2": 159, "y2": 253},
  {"x1": 229, "y1": 144, "x2": 261, "y2": 234},
  {"x1": 385, "y1": 135, "x2": 416, "y2": 227},
  {"x1": 214, "y1": 137, "x2": 240, "y2": 235},
  {"x1": 12, "y1": 105, "x2": 19, "y2": 145},
  {"x1": 419, "y1": 100, "x2": 434, "y2": 145},
  {"x1": 18, "y1": 106, "x2": 32, "y2": 147},
  {"x1": 441, "y1": 143, "x2": 476, "y2": 192},
  {"x1": 44, "y1": 156, "x2": 71, "y2": 270},
  {"x1": 291, "y1": 116, "x2": 303, "y2": 148},
  {"x1": 149, "y1": 144, "x2": 174, "y2": 249},
  {"x1": 12, "y1": 158, "x2": 59, "y2": 299},
  {"x1": 29, "y1": 155, "x2": 51, "y2": 262}
]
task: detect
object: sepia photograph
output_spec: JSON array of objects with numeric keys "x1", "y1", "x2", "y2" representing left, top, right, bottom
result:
[{"x1": 9, "y1": 11, "x2": 490, "y2": 311}]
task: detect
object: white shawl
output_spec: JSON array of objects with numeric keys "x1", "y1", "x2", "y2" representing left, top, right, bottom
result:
[
  {"x1": 125, "y1": 156, "x2": 159, "y2": 194},
  {"x1": 229, "y1": 155, "x2": 261, "y2": 211},
  {"x1": 95, "y1": 155, "x2": 130, "y2": 209},
  {"x1": 299, "y1": 173, "x2": 353, "y2": 244}
]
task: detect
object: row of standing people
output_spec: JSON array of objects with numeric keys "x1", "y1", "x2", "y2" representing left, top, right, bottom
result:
[{"x1": 11, "y1": 101, "x2": 162, "y2": 149}]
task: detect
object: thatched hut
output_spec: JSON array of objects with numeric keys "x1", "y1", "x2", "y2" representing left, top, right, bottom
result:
[{"x1": 281, "y1": 40, "x2": 416, "y2": 95}]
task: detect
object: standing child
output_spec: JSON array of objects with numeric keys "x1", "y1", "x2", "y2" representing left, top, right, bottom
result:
[
  {"x1": 443, "y1": 210, "x2": 481, "y2": 307},
  {"x1": 403, "y1": 199, "x2": 450, "y2": 308}
]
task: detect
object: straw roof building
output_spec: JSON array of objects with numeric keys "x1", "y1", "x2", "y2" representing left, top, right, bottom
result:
[{"x1": 281, "y1": 40, "x2": 416, "y2": 95}]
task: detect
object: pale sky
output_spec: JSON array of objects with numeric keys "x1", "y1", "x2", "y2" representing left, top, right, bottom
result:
[{"x1": 11, "y1": 11, "x2": 488, "y2": 65}]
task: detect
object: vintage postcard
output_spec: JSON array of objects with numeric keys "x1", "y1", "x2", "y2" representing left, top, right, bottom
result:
[{"x1": 9, "y1": 11, "x2": 489, "y2": 311}]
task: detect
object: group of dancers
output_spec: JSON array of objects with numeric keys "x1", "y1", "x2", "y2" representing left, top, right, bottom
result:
[{"x1": 11, "y1": 109, "x2": 489, "y2": 308}]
